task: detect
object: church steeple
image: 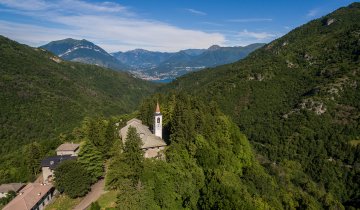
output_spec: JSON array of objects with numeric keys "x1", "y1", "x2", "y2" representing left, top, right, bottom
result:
[
  {"x1": 155, "y1": 102, "x2": 161, "y2": 113},
  {"x1": 154, "y1": 102, "x2": 162, "y2": 139}
]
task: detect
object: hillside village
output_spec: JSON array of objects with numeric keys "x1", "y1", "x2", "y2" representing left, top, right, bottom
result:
[{"x1": 1, "y1": 104, "x2": 167, "y2": 210}]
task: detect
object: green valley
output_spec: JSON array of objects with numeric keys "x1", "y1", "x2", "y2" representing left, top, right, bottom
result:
[{"x1": 0, "y1": 36, "x2": 157, "y2": 183}]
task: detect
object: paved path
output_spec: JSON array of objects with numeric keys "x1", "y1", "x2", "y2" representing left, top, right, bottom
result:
[{"x1": 73, "y1": 179, "x2": 105, "y2": 210}]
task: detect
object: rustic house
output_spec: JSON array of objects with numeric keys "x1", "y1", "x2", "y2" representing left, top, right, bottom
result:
[
  {"x1": 56, "y1": 143, "x2": 80, "y2": 156},
  {"x1": 3, "y1": 183, "x2": 55, "y2": 210},
  {"x1": 41, "y1": 155, "x2": 76, "y2": 183}
]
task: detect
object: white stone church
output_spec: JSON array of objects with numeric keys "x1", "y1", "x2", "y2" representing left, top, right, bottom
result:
[{"x1": 120, "y1": 102, "x2": 167, "y2": 158}]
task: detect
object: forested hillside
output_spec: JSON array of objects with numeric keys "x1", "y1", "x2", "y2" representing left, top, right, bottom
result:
[
  {"x1": 162, "y1": 3, "x2": 360, "y2": 208},
  {"x1": 0, "y1": 36, "x2": 156, "y2": 183},
  {"x1": 103, "y1": 93, "x2": 344, "y2": 209}
]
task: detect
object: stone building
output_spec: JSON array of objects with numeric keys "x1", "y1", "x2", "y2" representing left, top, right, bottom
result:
[
  {"x1": 56, "y1": 143, "x2": 80, "y2": 156},
  {"x1": 39, "y1": 143, "x2": 80, "y2": 183},
  {"x1": 41, "y1": 155, "x2": 76, "y2": 183},
  {"x1": 120, "y1": 103, "x2": 167, "y2": 158}
]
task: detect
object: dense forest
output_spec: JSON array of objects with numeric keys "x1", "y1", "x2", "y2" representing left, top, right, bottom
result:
[
  {"x1": 100, "y1": 93, "x2": 344, "y2": 209},
  {"x1": 162, "y1": 3, "x2": 360, "y2": 208},
  {"x1": 0, "y1": 36, "x2": 157, "y2": 183}
]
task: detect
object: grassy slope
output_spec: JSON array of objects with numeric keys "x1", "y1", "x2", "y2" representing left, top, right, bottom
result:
[{"x1": 45, "y1": 194, "x2": 81, "y2": 210}]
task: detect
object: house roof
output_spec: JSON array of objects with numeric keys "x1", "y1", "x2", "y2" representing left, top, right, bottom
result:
[
  {"x1": 56, "y1": 143, "x2": 80, "y2": 151},
  {"x1": 120, "y1": 118, "x2": 167, "y2": 149},
  {"x1": 3, "y1": 183, "x2": 54, "y2": 210},
  {"x1": 0, "y1": 183, "x2": 25, "y2": 193},
  {"x1": 41, "y1": 155, "x2": 76, "y2": 169}
]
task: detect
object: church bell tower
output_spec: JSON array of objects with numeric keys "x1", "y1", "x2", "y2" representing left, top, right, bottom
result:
[{"x1": 154, "y1": 102, "x2": 162, "y2": 139}]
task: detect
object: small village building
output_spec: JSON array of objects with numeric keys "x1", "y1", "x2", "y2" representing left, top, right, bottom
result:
[
  {"x1": 40, "y1": 143, "x2": 80, "y2": 183},
  {"x1": 119, "y1": 103, "x2": 167, "y2": 158},
  {"x1": 56, "y1": 143, "x2": 80, "y2": 156},
  {"x1": 41, "y1": 155, "x2": 76, "y2": 183},
  {"x1": 0, "y1": 183, "x2": 25, "y2": 198},
  {"x1": 3, "y1": 183, "x2": 55, "y2": 210}
]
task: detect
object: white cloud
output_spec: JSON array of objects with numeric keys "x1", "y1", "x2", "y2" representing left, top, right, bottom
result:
[
  {"x1": 200, "y1": 21, "x2": 223, "y2": 26},
  {"x1": 0, "y1": 0, "x2": 129, "y2": 13},
  {"x1": 306, "y1": 9, "x2": 318, "y2": 17},
  {"x1": 227, "y1": 18, "x2": 273, "y2": 23},
  {"x1": 57, "y1": 0, "x2": 131, "y2": 14},
  {"x1": 0, "y1": 0, "x2": 49, "y2": 11},
  {"x1": 221, "y1": 29, "x2": 278, "y2": 46},
  {"x1": 237, "y1": 29, "x2": 276, "y2": 39},
  {"x1": 186, "y1": 8, "x2": 207, "y2": 16},
  {"x1": 0, "y1": 20, "x2": 80, "y2": 45},
  {"x1": 0, "y1": 0, "x2": 225, "y2": 52}
]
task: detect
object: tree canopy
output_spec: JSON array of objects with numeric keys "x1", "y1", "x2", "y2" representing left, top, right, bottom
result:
[{"x1": 54, "y1": 159, "x2": 92, "y2": 198}]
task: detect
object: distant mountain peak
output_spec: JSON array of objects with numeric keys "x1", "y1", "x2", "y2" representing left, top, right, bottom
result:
[
  {"x1": 41, "y1": 38, "x2": 129, "y2": 70},
  {"x1": 208, "y1": 45, "x2": 221, "y2": 50},
  {"x1": 131, "y1": 49, "x2": 151, "y2": 53},
  {"x1": 62, "y1": 38, "x2": 76, "y2": 42}
]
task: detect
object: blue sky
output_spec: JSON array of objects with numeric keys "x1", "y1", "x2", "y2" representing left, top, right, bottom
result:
[{"x1": 0, "y1": 0, "x2": 355, "y2": 52}]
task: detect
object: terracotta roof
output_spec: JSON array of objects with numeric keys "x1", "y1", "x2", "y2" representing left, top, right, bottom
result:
[
  {"x1": 120, "y1": 118, "x2": 166, "y2": 149},
  {"x1": 56, "y1": 143, "x2": 80, "y2": 151},
  {"x1": 0, "y1": 183, "x2": 25, "y2": 193},
  {"x1": 3, "y1": 183, "x2": 54, "y2": 210}
]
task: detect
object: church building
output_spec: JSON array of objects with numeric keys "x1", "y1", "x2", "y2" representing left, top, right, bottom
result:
[{"x1": 120, "y1": 102, "x2": 167, "y2": 158}]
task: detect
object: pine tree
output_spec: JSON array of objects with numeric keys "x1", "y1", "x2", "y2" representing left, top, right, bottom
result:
[
  {"x1": 54, "y1": 160, "x2": 91, "y2": 198},
  {"x1": 77, "y1": 140, "x2": 104, "y2": 182},
  {"x1": 123, "y1": 126, "x2": 144, "y2": 182},
  {"x1": 103, "y1": 118, "x2": 118, "y2": 158},
  {"x1": 24, "y1": 142, "x2": 44, "y2": 178},
  {"x1": 105, "y1": 139, "x2": 132, "y2": 190},
  {"x1": 116, "y1": 179, "x2": 150, "y2": 210}
]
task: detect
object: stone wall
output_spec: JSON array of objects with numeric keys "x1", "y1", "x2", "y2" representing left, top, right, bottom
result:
[
  {"x1": 144, "y1": 146, "x2": 165, "y2": 158},
  {"x1": 56, "y1": 150, "x2": 78, "y2": 156}
]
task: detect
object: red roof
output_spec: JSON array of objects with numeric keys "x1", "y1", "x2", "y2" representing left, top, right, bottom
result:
[{"x1": 3, "y1": 183, "x2": 53, "y2": 210}]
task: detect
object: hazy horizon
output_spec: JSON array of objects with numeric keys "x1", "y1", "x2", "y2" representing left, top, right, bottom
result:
[{"x1": 0, "y1": 0, "x2": 355, "y2": 52}]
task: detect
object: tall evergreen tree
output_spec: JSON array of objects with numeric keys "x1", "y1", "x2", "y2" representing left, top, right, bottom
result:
[
  {"x1": 78, "y1": 140, "x2": 104, "y2": 182},
  {"x1": 103, "y1": 118, "x2": 118, "y2": 158},
  {"x1": 123, "y1": 126, "x2": 144, "y2": 182},
  {"x1": 116, "y1": 179, "x2": 151, "y2": 210},
  {"x1": 54, "y1": 160, "x2": 91, "y2": 198},
  {"x1": 24, "y1": 142, "x2": 44, "y2": 179}
]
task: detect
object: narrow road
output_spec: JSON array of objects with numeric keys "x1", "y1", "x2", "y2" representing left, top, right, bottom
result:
[{"x1": 73, "y1": 179, "x2": 105, "y2": 210}]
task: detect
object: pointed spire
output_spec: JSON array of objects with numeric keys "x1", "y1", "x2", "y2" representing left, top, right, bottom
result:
[{"x1": 155, "y1": 101, "x2": 160, "y2": 113}]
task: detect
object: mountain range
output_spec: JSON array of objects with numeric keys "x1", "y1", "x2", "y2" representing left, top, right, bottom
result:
[
  {"x1": 42, "y1": 40, "x2": 264, "y2": 81},
  {"x1": 112, "y1": 43, "x2": 264, "y2": 80}
]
